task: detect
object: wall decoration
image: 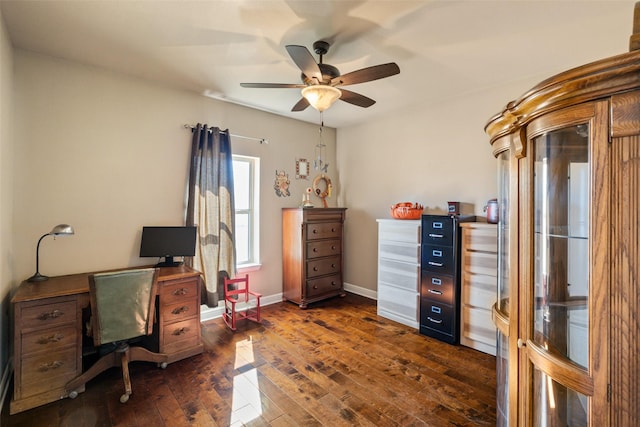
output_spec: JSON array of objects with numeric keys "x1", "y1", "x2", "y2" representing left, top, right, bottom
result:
[
  {"x1": 296, "y1": 158, "x2": 309, "y2": 179},
  {"x1": 274, "y1": 170, "x2": 290, "y2": 197},
  {"x1": 312, "y1": 174, "x2": 332, "y2": 208}
]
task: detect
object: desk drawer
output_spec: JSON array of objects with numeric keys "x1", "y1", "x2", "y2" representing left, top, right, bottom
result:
[
  {"x1": 161, "y1": 279, "x2": 199, "y2": 305},
  {"x1": 306, "y1": 256, "x2": 340, "y2": 278},
  {"x1": 21, "y1": 346, "x2": 78, "y2": 397},
  {"x1": 21, "y1": 300, "x2": 77, "y2": 330},
  {"x1": 163, "y1": 299, "x2": 199, "y2": 323},
  {"x1": 162, "y1": 317, "x2": 199, "y2": 345},
  {"x1": 22, "y1": 324, "x2": 77, "y2": 355}
]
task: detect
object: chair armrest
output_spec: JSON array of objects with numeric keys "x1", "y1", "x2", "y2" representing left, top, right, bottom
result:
[{"x1": 248, "y1": 291, "x2": 262, "y2": 298}]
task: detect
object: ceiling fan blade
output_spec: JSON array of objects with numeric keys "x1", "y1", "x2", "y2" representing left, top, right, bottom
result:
[
  {"x1": 240, "y1": 83, "x2": 305, "y2": 88},
  {"x1": 285, "y1": 45, "x2": 323, "y2": 82},
  {"x1": 332, "y1": 62, "x2": 400, "y2": 86},
  {"x1": 291, "y1": 97, "x2": 310, "y2": 112},
  {"x1": 339, "y1": 89, "x2": 376, "y2": 108}
]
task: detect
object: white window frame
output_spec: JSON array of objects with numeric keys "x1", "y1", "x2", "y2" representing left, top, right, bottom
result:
[{"x1": 233, "y1": 155, "x2": 260, "y2": 270}]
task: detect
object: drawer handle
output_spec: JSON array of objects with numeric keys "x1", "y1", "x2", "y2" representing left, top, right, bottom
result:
[
  {"x1": 37, "y1": 333, "x2": 64, "y2": 344},
  {"x1": 313, "y1": 285, "x2": 318, "y2": 289},
  {"x1": 38, "y1": 310, "x2": 63, "y2": 320},
  {"x1": 427, "y1": 317, "x2": 443, "y2": 324},
  {"x1": 39, "y1": 360, "x2": 64, "y2": 372},
  {"x1": 173, "y1": 288, "x2": 189, "y2": 296},
  {"x1": 428, "y1": 233, "x2": 443, "y2": 238},
  {"x1": 331, "y1": 281, "x2": 337, "y2": 286},
  {"x1": 313, "y1": 248, "x2": 318, "y2": 252},
  {"x1": 173, "y1": 327, "x2": 189, "y2": 336},
  {"x1": 313, "y1": 267, "x2": 318, "y2": 271},
  {"x1": 171, "y1": 306, "x2": 189, "y2": 315},
  {"x1": 428, "y1": 261, "x2": 443, "y2": 267},
  {"x1": 331, "y1": 264, "x2": 336, "y2": 269},
  {"x1": 331, "y1": 246, "x2": 336, "y2": 250},
  {"x1": 428, "y1": 289, "x2": 442, "y2": 295},
  {"x1": 331, "y1": 228, "x2": 335, "y2": 232},
  {"x1": 312, "y1": 229, "x2": 318, "y2": 234}
]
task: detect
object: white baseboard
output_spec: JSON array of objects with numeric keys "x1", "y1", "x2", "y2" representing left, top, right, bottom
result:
[
  {"x1": 0, "y1": 357, "x2": 13, "y2": 416},
  {"x1": 343, "y1": 282, "x2": 377, "y2": 300},
  {"x1": 200, "y1": 293, "x2": 283, "y2": 322},
  {"x1": 200, "y1": 285, "x2": 377, "y2": 323}
]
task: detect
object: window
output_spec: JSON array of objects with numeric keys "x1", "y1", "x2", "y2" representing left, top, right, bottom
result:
[{"x1": 233, "y1": 155, "x2": 260, "y2": 267}]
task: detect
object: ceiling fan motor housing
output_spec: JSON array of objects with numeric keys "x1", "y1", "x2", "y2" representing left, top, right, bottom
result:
[{"x1": 302, "y1": 63, "x2": 340, "y2": 85}]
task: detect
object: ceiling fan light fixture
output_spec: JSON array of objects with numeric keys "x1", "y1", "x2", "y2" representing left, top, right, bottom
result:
[{"x1": 301, "y1": 85, "x2": 342, "y2": 112}]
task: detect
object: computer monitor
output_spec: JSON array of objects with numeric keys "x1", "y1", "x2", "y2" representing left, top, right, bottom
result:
[{"x1": 139, "y1": 226, "x2": 197, "y2": 267}]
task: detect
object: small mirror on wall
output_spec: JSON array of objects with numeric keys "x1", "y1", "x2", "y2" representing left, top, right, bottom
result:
[{"x1": 296, "y1": 158, "x2": 309, "y2": 179}]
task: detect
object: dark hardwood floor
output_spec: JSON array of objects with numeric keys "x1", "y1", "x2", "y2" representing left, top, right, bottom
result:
[{"x1": 2, "y1": 293, "x2": 496, "y2": 426}]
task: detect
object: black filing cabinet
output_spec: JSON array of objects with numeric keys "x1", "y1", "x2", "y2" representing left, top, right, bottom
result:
[{"x1": 420, "y1": 214, "x2": 473, "y2": 343}]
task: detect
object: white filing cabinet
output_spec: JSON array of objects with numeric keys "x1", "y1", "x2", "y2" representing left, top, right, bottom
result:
[
  {"x1": 376, "y1": 219, "x2": 421, "y2": 328},
  {"x1": 459, "y1": 222, "x2": 497, "y2": 355}
]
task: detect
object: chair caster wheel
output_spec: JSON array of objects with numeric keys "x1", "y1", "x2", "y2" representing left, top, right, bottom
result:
[
  {"x1": 159, "y1": 362, "x2": 167, "y2": 369},
  {"x1": 120, "y1": 393, "x2": 130, "y2": 403},
  {"x1": 68, "y1": 390, "x2": 78, "y2": 399}
]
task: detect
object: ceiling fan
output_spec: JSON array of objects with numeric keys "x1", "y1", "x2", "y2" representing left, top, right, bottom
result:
[{"x1": 240, "y1": 40, "x2": 400, "y2": 112}]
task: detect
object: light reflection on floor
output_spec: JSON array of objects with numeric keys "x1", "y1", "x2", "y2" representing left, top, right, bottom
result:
[{"x1": 230, "y1": 337, "x2": 262, "y2": 425}]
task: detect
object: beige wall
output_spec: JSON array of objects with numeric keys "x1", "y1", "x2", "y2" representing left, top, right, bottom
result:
[
  {"x1": 12, "y1": 50, "x2": 336, "y2": 301},
  {"x1": 336, "y1": 80, "x2": 542, "y2": 294},
  {"x1": 0, "y1": 6, "x2": 15, "y2": 397}
]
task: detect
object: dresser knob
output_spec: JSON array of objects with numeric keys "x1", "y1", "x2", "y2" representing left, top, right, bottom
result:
[
  {"x1": 39, "y1": 360, "x2": 63, "y2": 372},
  {"x1": 173, "y1": 327, "x2": 189, "y2": 336},
  {"x1": 37, "y1": 333, "x2": 64, "y2": 344},
  {"x1": 171, "y1": 306, "x2": 189, "y2": 315},
  {"x1": 38, "y1": 310, "x2": 63, "y2": 321},
  {"x1": 173, "y1": 288, "x2": 188, "y2": 296}
]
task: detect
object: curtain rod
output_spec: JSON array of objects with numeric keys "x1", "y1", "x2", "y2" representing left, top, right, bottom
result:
[{"x1": 183, "y1": 124, "x2": 268, "y2": 144}]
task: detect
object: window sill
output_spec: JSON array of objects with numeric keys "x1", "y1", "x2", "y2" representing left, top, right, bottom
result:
[{"x1": 238, "y1": 263, "x2": 262, "y2": 273}]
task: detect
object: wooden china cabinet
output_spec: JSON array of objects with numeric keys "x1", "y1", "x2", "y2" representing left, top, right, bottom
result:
[{"x1": 485, "y1": 6, "x2": 640, "y2": 426}]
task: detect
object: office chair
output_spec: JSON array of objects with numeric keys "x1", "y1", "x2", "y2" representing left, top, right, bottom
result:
[
  {"x1": 223, "y1": 274, "x2": 262, "y2": 331},
  {"x1": 66, "y1": 268, "x2": 168, "y2": 403}
]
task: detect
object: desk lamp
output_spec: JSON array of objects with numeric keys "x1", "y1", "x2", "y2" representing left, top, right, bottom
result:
[{"x1": 27, "y1": 224, "x2": 75, "y2": 282}]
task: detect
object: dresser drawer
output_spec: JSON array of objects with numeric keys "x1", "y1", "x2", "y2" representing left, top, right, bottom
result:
[
  {"x1": 306, "y1": 256, "x2": 340, "y2": 278},
  {"x1": 421, "y1": 271, "x2": 454, "y2": 305},
  {"x1": 21, "y1": 300, "x2": 77, "y2": 330},
  {"x1": 21, "y1": 346, "x2": 78, "y2": 396},
  {"x1": 21, "y1": 324, "x2": 77, "y2": 355},
  {"x1": 379, "y1": 240, "x2": 420, "y2": 263},
  {"x1": 306, "y1": 222, "x2": 341, "y2": 240},
  {"x1": 422, "y1": 216, "x2": 454, "y2": 245},
  {"x1": 161, "y1": 279, "x2": 199, "y2": 305},
  {"x1": 462, "y1": 272, "x2": 497, "y2": 308},
  {"x1": 422, "y1": 244, "x2": 455, "y2": 272},
  {"x1": 307, "y1": 239, "x2": 341, "y2": 259},
  {"x1": 306, "y1": 274, "x2": 342, "y2": 298},
  {"x1": 462, "y1": 227, "x2": 497, "y2": 252},
  {"x1": 378, "y1": 258, "x2": 419, "y2": 292},
  {"x1": 378, "y1": 220, "x2": 421, "y2": 243},
  {"x1": 463, "y1": 251, "x2": 497, "y2": 276},
  {"x1": 421, "y1": 301, "x2": 455, "y2": 336},
  {"x1": 163, "y1": 299, "x2": 199, "y2": 323}
]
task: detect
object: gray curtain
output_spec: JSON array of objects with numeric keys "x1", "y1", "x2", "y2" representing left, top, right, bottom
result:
[{"x1": 186, "y1": 124, "x2": 236, "y2": 307}]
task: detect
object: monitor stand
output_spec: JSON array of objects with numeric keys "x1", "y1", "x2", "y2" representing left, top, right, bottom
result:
[{"x1": 156, "y1": 256, "x2": 183, "y2": 267}]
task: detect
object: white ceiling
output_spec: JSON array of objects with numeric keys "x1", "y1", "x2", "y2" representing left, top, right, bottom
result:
[{"x1": 1, "y1": 0, "x2": 637, "y2": 128}]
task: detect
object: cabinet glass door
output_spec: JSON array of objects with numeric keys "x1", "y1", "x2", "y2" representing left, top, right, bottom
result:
[
  {"x1": 496, "y1": 148, "x2": 510, "y2": 427},
  {"x1": 530, "y1": 122, "x2": 590, "y2": 426}
]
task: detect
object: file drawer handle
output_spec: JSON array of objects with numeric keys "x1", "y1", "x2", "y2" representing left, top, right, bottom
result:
[
  {"x1": 428, "y1": 289, "x2": 442, "y2": 295},
  {"x1": 37, "y1": 333, "x2": 64, "y2": 344},
  {"x1": 427, "y1": 317, "x2": 443, "y2": 324},
  {"x1": 173, "y1": 327, "x2": 189, "y2": 336},
  {"x1": 428, "y1": 233, "x2": 444, "y2": 238},
  {"x1": 39, "y1": 360, "x2": 64, "y2": 372},
  {"x1": 171, "y1": 306, "x2": 189, "y2": 315},
  {"x1": 38, "y1": 310, "x2": 63, "y2": 321},
  {"x1": 428, "y1": 261, "x2": 443, "y2": 267},
  {"x1": 173, "y1": 288, "x2": 189, "y2": 296}
]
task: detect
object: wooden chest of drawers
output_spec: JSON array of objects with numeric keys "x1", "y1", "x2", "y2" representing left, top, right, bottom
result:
[
  {"x1": 459, "y1": 222, "x2": 497, "y2": 355},
  {"x1": 282, "y1": 208, "x2": 347, "y2": 308},
  {"x1": 376, "y1": 219, "x2": 421, "y2": 328}
]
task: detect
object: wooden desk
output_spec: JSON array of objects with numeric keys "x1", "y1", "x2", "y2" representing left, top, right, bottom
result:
[{"x1": 10, "y1": 265, "x2": 204, "y2": 414}]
